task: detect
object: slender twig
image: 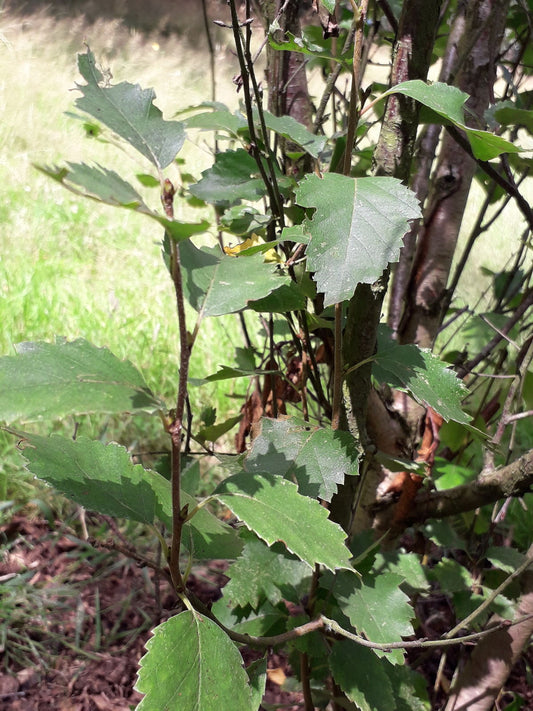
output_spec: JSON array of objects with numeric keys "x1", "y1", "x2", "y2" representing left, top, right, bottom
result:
[
  {"x1": 342, "y1": 0, "x2": 368, "y2": 175},
  {"x1": 162, "y1": 179, "x2": 191, "y2": 594},
  {"x1": 228, "y1": 0, "x2": 281, "y2": 229},
  {"x1": 445, "y1": 556, "x2": 533, "y2": 642},
  {"x1": 88, "y1": 536, "x2": 172, "y2": 585},
  {"x1": 483, "y1": 337, "x2": 533, "y2": 473},
  {"x1": 321, "y1": 614, "x2": 533, "y2": 651},
  {"x1": 286, "y1": 313, "x2": 332, "y2": 419},
  {"x1": 243, "y1": 1, "x2": 285, "y2": 228},
  {"x1": 201, "y1": 0, "x2": 217, "y2": 105},
  {"x1": 376, "y1": 0, "x2": 398, "y2": 34},
  {"x1": 313, "y1": 24, "x2": 355, "y2": 133},
  {"x1": 331, "y1": 303, "x2": 343, "y2": 429},
  {"x1": 331, "y1": 1, "x2": 369, "y2": 428},
  {"x1": 504, "y1": 410, "x2": 533, "y2": 424},
  {"x1": 300, "y1": 652, "x2": 314, "y2": 711},
  {"x1": 456, "y1": 288, "x2": 533, "y2": 378},
  {"x1": 442, "y1": 182, "x2": 504, "y2": 315},
  {"x1": 445, "y1": 125, "x2": 533, "y2": 232}
]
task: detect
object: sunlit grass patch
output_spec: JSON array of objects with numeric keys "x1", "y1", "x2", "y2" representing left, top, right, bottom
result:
[{"x1": 0, "y1": 9, "x2": 250, "y2": 504}]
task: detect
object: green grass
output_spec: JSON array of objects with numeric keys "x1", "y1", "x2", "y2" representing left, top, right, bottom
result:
[{"x1": 0, "y1": 9, "x2": 252, "y2": 504}]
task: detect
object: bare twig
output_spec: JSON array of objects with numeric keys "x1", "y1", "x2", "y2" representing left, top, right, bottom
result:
[
  {"x1": 162, "y1": 179, "x2": 191, "y2": 594},
  {"x1": 456, "y1": 288, "x2": 533, "y2": 378}
]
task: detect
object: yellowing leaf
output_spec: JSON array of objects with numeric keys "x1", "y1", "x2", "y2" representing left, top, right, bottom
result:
[
  {"x1": 224, "y1": 234, "x2": 260, "y2": 257},
  {"x1": 224, "y1": 234, "x2": 282, "y2": 263},
  {"x1": 267, "y1": 668, "x2": 287, "y2": 686}
]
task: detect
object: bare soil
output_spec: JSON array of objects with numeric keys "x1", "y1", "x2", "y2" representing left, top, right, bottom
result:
[{"x1": 0, "y1": 515, "x2": 304, "y2": 710}]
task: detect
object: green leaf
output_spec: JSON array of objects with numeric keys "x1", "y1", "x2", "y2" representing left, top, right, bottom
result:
[
  {"x1": 245, "y1": 417, "x2": 359, "y2": 502},
  {"x1": 136, "y1": 173, "x2": 160, "y2": 187},
  {"x1": 211, "y1": 598, "x2": 285, "y2": 637},
  {"x1": 247, "y1": 657, "x2": 268, "y2": 710},
  {"x1": 135, "y1": 610, "x2": 253, "y2": 711},
  {"x1": 248, "y1": 280, "x2": 308, "y2": 313},
  {"x1": 16, "y1": 432, "x2": 169, "y2": 525},
  {"x1": 189, "y1": 149, "x2": 270, "y2": 204},
  {"x1": 0, "y1": 338, "x2": 161, "y2": 422},
  {"x1": 38, "y1": 163, "x2": 209, "y2": 241},
  {"x1": 214, "y1": 471, "x2": 351, "y2": 571},
  {"x1": 269, "y1": 30, "x2": 349, "y2": 65},
  {"x1": 384, "y1": 80, "x2": 520, "y2": 160},
  {"x1": 321, "y1": 0, "x2": 336, "y2": 12},
  {"x1": 493, "y1": 103, "x2": 533, "y2": 134},
  {"x1": 372, "y1": 552, "x2": 430, "y2": 593},
  {"x1": 180, "y1": 241, "x2": 291, "y2": 317},
  {"x1": 15, "y1": 431, "x2": 241, "y2": 560},
  {"x1": 222, "y1": 533, "x2": 310, "y2": 609},
  {"x1": 49, "y1": 162, "x2": 144, "y2": 206},
  {"x1": 181, "y1": 489, "x2": 244, "y2": 560},
  {"x1": 75, "y1": 48, "x2": 185, "y2": 169},
  {"x1": 296, "y1": 174, "x2": 420, "y2": 307},
  {"x1": 387, "y1": 665, "x2": 430, "y2": 711},
  {"x1": 220, "y1": 205, "x2": 272, "y2": 235},
  {"x1": 184, "y1": 108, "x2": 248, "y2": 136},
  {"x1": 333, "y1": 570, "x2": 414, "y2": 664},
  {"x1": 373, "y1": 328, "x2": 471, "y2": 424},
  {"x1": 430, "y1": 558, "x2": 472, "y2": 593},
  {"x1": 203, "y1": 365, "x2": 279, "y2": 382},
  {"x1": 330, "y1": 641, "x2": 395, "y2": 711},
  {"x1": 486, "y1": 546, "x2": 527, "y2": 574},
  {"x1": 196, "y1": 414, "x2": 243, "y2": 443},
  {"x1": 259, "y1": 109, "x2": 326, "y2": 159}
]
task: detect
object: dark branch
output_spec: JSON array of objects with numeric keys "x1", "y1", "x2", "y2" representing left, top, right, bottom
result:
[{"x1": 402, "y1": 449, "x2": 533, "y2": 524}]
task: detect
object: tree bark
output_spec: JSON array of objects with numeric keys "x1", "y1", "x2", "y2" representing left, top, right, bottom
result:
[
  {"x1": 373, "y1": 448, "x2": 533, "y2": 526},
  {"x1": 445, "y1": 544, "x2": 533, "y2": 711},
  {"x1": 397, "y1": 0, "x2": 511, "y2": 348},
  {"x1": 388, "y1": 2, "x2": 468, "y2": 336},
  {"x1": 256, "y1": 0, "x2": 315, "y2": 174},
  {"x1": 333, "y1": 0, "x2": 441, "y2": 534}
]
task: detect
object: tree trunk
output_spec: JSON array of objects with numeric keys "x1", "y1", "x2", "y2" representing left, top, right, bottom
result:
[
  {"x1": 331, "y1": 0, "x2": 442, "y2": 534},
  {"x1": 397, "y1": 0, "x2": 510, "y2": 348}
]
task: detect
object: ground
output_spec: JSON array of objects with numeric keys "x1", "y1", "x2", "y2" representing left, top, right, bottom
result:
[
  {"x1": 2, "y1": 515, "x2": 533, "y2": 710},
  {"x1": 0, "y1": 514, "x2": 306, "y2": 710}
]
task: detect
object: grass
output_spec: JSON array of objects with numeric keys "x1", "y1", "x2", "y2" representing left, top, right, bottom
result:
[
  {"x1": 0, "y1": 8, "x2": 254, "y2": 505},
  {"x1": 0, "y1": 7, "x2": 264, "y2": 512}
]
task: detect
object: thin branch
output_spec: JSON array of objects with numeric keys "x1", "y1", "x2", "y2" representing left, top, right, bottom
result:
[
  {"x1": 445, "y1": 124, "x2": 533, "y2": 232},
  {"x1": 376, "y1": 0, "x2": 398, "y2": 34},
  {"x1": 443, "y1": 550, "x2": 533, "y2": 642},
  {"x1": 88, "y1": 536, "x2": 172, "y2": 586},
  {"x1": 228, "y1": 0, "x2": 283, "y2": 230},
  {"x1": 456, "y1": 288, "x2": 533, "y2": 378},
  {"x1": 162, "y1": 179, "x2": 191, "y2": 594},
  {"x1": 342, "y1": 0, "x2": 368, "y2": 175},
  {"x1": 201, "y1": 0, "x2": 217, "y2": 105},
  {"x1": 313, "y1": 24, "x2": 356, "y2": 132},
  {"x1": 331, "y1": 302, "x2": 343, "y2": 429},
  {"x1": 321, "y1": 614, "x2": 533, "y2": 651},
  {"x1": 400, "y1": 448, "x2": 533, "y2": 524}
]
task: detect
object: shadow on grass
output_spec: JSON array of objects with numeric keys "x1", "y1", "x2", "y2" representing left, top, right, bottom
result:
[{"x1": 4, "y1": 0, "x2": 230, "y2": 38}]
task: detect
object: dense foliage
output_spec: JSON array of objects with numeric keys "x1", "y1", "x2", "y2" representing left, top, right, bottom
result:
[{"x1": 2, "y1": 1, "x2": 533, "y2": 708}]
